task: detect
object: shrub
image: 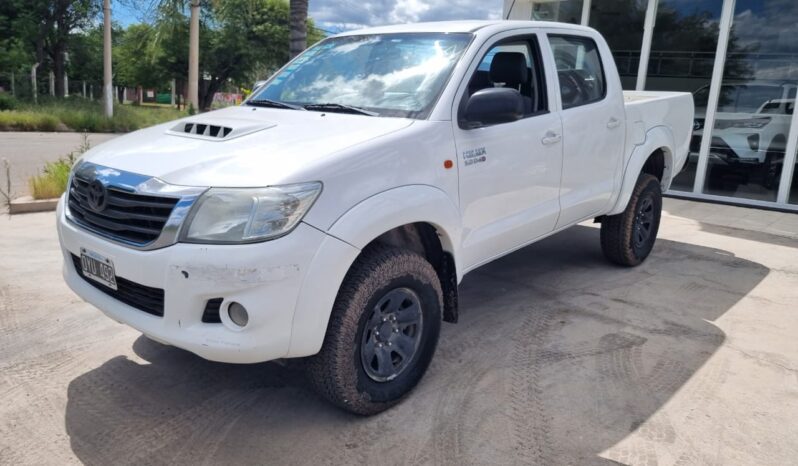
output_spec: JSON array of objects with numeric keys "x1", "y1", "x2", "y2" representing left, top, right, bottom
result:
[
  {"x1": 0, "y1": 99, "x2": 186, "y2": 133},
  {"x1": 0, "y1": 93, "x2": 18, "y2": 111},
  {"x1": 0, "y1": 110, "x2": 59, "y2": 131},
  {"x1": 28, "y1": 134, "x2": 90, "y2": 200},
  {"x1": 29, "y1": 158, "x2": 72, "y2": 199}
]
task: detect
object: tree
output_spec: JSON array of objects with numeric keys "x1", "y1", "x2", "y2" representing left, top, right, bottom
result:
[
  {"x1": 67, "y1": 24, "x2": 103, "y2": 98},
  {"x1": 289, "y1": 0, "x2": 308, "y2": 59},
  {"x1": 103, "y1": 0, "x2": 112, "y2": 117},
  {"x1": 38, "y1": 0, "x2": 101, "y2": 98},
  {"x1": 0, "y1": 1, "x2": 31, "y2": 76},
  {"x1": 115, "y1": 24, "x2": 166, "y2": 89},
  {"x1": 144, "y1": 0, "x2": 322, "y2": 110},
  {"x1": 1, "y1": 0, "x2": 101, "y2": 99}
]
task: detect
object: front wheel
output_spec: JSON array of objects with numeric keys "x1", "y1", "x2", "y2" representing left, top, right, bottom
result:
[
  {"x1": 600, "y1": 174, "x2": 662, "y2": 266},
  {"x1": 305, "y1": 245, "x2": 443, "y2": 415}
]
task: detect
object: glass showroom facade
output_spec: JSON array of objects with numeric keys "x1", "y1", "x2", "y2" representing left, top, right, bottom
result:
[{"x1": 504, "y1": 0, "x2": 798, "y2": 211}]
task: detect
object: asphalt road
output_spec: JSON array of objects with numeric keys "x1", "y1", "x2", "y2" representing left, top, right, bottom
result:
[
  {"x1": 0, "y1": 132, "x2": 119, "y2": 199},
  {"x1": 1, "y1": 201, "x2": 797, "y2": 465}
]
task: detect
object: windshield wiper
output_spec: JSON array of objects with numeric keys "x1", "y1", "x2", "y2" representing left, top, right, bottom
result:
[
  {"x1": 303, "y1": 103, "x2": 378, "y2": 116},
  {"x1": 246, "y1": 98, "x2": 305, "y2": 110}
]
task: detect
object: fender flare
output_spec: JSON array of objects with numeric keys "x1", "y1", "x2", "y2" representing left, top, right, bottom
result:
[
  {"x1": 607, "y1": 126, "x2": 675, "y2": 215},
  {"x1": 287, "y1": 185, "x2": 462, "y2": 357},
  {"x1": 327, "y1": 185, "x2": 462, "y2": 258}
]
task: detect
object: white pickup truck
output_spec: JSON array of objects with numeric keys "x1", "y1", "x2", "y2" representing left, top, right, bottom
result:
[{"x1": 57, "y1": 21, "x2": 693, "y2": 414}]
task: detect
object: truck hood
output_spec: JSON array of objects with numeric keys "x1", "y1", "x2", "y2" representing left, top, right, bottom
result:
[{"x1": 82, "y1": 105, "x2": 415, "y2": 187}]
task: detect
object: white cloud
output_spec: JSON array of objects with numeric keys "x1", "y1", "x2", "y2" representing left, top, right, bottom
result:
[
  {"x1": 389, "y1": 0, "x2": 431, "y2": 23},
  {"x1": 310, "y1": 0, "x2": 503, "y2": 32}
]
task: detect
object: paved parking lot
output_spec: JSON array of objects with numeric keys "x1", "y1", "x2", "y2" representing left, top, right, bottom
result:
[{"x1": 1, "y1": 200, "x2": 796, "y2": 465}]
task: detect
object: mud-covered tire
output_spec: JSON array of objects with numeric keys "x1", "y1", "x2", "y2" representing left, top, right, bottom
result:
[
  {"x1": 600, "y1": 174, "x2": 662, "y2": 266},
  {"x1": 305, "y1": 245, "x2": 443, "y2": 415}
]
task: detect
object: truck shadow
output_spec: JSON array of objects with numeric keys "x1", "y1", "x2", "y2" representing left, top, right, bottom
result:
[{"x1": 65, "y1": 225, "x2": 769, "y2": 465}]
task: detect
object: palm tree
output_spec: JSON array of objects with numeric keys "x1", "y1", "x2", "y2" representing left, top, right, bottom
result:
[
  {"x1": 187, "y1": 0, "x2": 200, "y2": 111},
  {"x1": 103, "y1": 0, "x2": 113, "y2": 117},
  {"x1": 146, "y1": 0, "x2": 201, "y2": 111},
  {"x1": 289, "y1": 0, "x2": 308, "y2": 59}
]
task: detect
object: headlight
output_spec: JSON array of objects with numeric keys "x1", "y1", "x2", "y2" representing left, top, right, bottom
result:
[
  {"x1": 182, "y1": 182, "x2": 322, "y2": 244},
  {"x1": 716, "y1": 117, "x2": 771, "y2": 129}
]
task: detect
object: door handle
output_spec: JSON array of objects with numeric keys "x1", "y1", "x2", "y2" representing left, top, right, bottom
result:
[
  {"x1": 607, "y1": 117, "x2": 621, "y2": 129},
  {"x1": 541, "y1": 131, "x2": 561, "y2": 145}
]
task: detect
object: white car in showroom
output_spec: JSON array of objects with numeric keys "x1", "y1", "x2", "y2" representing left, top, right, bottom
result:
[{"x1": 692, "y1": 82, "x2": 795, "y2": 185}]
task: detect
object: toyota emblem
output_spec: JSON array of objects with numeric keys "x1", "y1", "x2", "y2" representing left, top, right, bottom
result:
[{"x1": 87, "y1": 179, "x2": 108, "y2": 212}]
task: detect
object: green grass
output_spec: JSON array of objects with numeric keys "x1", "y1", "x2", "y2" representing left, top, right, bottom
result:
[
  {"x1": 0, "y1": 110, "x2": 60, "y2": 131},
  {"x1": 29, "y1": 158, "x2": 72, "y2": 199},
  {"x1": 27, "y1": 133, "x2": 91, "y2": 200},
  {"x1": 0, "y1": 97, "x2": 186, "y2": 133}
]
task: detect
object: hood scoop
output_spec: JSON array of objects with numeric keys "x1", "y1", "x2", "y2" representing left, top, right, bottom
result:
[{"x1": 167, "y1": 119, "x2": 276, "y2": 141}]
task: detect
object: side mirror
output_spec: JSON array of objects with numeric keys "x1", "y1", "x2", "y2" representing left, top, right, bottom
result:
[{"x1": 463, "y1": 87, "x2": 525, "y2": 128}]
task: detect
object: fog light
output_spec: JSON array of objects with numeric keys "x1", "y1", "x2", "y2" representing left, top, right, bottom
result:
[
  {"x1": 228, "y1": 302, "x2": 249, "y2": 327},
  {"x1": 747, "y1": 134, "x2": 759, "y2": 151}
]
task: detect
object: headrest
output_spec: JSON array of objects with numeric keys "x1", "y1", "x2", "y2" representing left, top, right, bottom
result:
[{"x1": 490, "y1": 52, "x2": 529, "y2": 85}]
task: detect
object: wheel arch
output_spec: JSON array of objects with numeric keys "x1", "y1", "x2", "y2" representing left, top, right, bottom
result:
[
  {"x1": 364, "y1": 222, "x2": 459, "y2": 323},
  {"x1": 287, "y1": 186, "x2": 463, "y2": 358},
  {"x1": 326, "y1": 185, "x2": 463, "y2": 324},
  {"x1": 607, "y1": 126, "x2": 674, "y2": 216}
]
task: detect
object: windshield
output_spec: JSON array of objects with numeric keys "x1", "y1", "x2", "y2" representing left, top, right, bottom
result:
[{"x1": 249, "y1": 33, "x2": 473, "y2": 119}]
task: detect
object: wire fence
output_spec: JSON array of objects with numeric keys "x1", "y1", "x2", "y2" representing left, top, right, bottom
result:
[{"x1": 0, "y1": 70, "x2": 105, "y2": 102}]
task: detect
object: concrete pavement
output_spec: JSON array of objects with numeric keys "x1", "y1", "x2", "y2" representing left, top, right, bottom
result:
[{"x1": 0, "y1": 199, "x2": 796, "y2": 465}]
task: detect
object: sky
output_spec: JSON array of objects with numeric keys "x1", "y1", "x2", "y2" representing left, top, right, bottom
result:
[{"x1": 114, "y1": 0, "x2": 504, "y2": 33}]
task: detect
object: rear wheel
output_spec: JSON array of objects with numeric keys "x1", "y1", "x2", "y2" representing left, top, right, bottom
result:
[
  {"x1": 305, "y1": 245, "x2": 442, "y2": 415},
  {"x1": 600, "y1": 174, "x2": 662, "y2": 266}
]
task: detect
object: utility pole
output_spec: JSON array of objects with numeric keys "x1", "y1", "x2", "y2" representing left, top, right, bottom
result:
[
  {"x1": 103, "y1": 0, "x2": 113, "y2": 118},
  {"x1": 188, "y1": 0, "x2": 200, "y2": 112},
  {"x1": 10, "y1": 71, "x2": 14, "y2": 97}
]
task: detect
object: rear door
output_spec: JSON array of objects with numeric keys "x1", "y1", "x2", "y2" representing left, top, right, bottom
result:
[
  {"x1": 452, "y1": 32, "x2": 563, "y2": 270},
  {"x1": 547, "y1": 33, "x2": 626, "y2": 227}
]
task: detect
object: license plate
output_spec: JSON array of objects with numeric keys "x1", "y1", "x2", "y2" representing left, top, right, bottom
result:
[{"x1": 80, "y1": 248, "x2": 117, "y2": 290}]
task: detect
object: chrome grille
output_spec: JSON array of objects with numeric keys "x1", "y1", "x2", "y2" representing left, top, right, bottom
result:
[{"x1": 68, "y1": 174, "x2": 180, "y2": 245}]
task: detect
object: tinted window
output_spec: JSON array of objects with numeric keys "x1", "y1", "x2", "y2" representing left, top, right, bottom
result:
[{"x1": 549, "y1": 35, "x2": 606, "y2": 109}]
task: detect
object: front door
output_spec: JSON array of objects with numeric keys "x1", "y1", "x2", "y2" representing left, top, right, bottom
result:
[{"x1": 453, "y1": 33, "x2": 563, "y2": 270}]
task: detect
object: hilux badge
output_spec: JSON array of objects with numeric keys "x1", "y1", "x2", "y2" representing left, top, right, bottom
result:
[{"x1": 463, "y1": 147, "x2": 487, "y2": 166}]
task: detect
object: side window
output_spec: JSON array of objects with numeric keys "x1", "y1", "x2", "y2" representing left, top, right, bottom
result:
[
  {"x1": 549, "y1": 35, "x2": 606, "y2": 109},
  {"x1": 464, "y1": 37, "x2": 548, "y2": 117}
]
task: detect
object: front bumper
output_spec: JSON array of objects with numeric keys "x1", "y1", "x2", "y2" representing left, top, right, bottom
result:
[{"x1": 57, "y1": 196, "x2": 358, "y2": 363}]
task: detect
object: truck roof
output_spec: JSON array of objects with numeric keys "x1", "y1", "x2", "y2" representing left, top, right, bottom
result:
[{"x1": 336, "y1": 20, "x2": 593, "y2": 36}]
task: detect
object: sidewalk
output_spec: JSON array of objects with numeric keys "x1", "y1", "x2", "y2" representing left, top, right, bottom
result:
[{"x1": 664, "y1": 197, "x2": 798, "y2": 240}]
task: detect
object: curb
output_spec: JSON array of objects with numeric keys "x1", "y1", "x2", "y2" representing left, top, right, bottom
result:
[{"x1": 9, "y1": 196, "x2": 59, "y2": 215}]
